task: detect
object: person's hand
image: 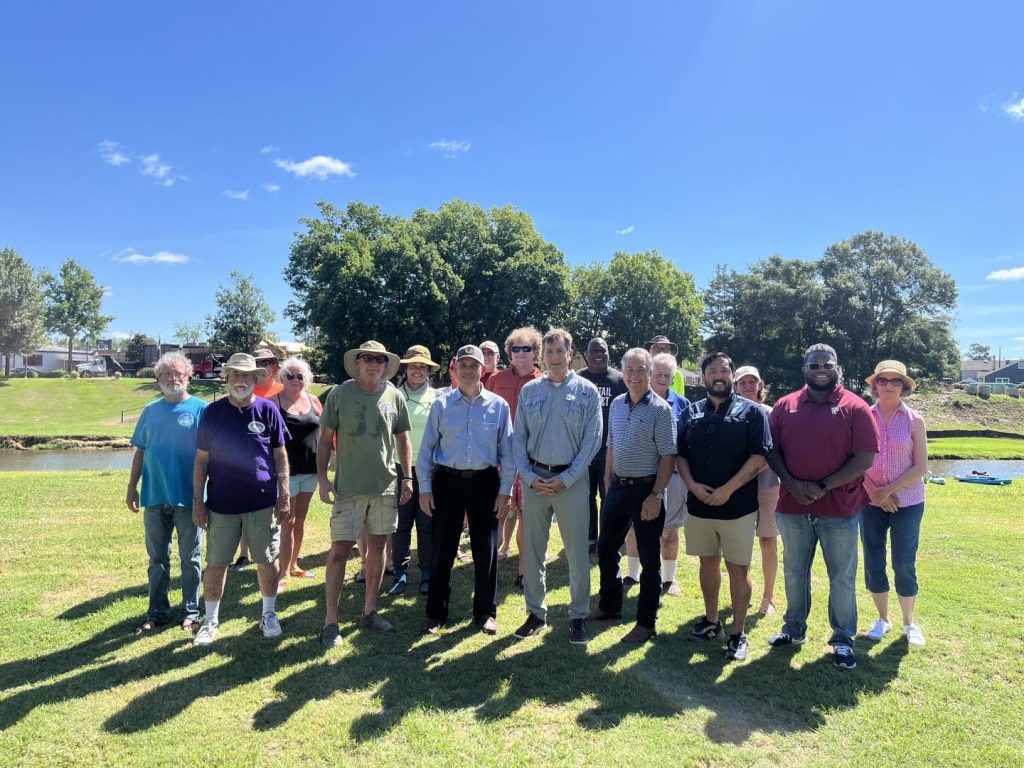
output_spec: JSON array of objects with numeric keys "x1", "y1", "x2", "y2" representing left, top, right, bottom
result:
[
  {"x1": 192, "y1": 502, "x2": 209, "y2": 530},
  {"x1": 274, "y1": 494, "x2": 292, "y2": 523},
  {"x1": 419, "y1": 491, "x2": 435, "y2": 517},
  {"x1": 538, "y1": 476, "x2": 567, "y2": 494},
  {"x1": 530, "y1": 477, "x2": 556, "y2": 495},
  {"x1": 880, "y1": 495, "x2": 899, "y2": 513},
  {"x1": 399, "y1": 478, "x2": 413, "y2": 506},
  {"x1": 641, "y1": 494, "x2": 662, "y2": 520},
  {"x1": 688, "y1": 483, "x2": 716, "y2": 504},
  {"x1": 126, "y1": 487, "x2": 140, "y2": 513},
  {"x1": 494, "y1": 494, "x2": 511, "y2": 520},
  {"x1": 318, "y1": 476, "x2": 335, "y2": 505},
  {"x1": 706, "y1": 486, "x2": 734, "y2": 507},
  {"x1": 788, "y1": 481, "x2": 815, "y2": 505},
  {"x1": 868, "y1": 485, "x2": 891, "y2": 506}
]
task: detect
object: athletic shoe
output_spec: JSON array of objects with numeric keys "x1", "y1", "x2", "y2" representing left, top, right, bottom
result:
[
  {"x1": 724, "y1": 633, "x2": 749, "y2": 661},
  {"x1": 767, "y1": 632, "x2": 807, "y2": 647},
  {"x1": 569, "y1": 619, "x2": 589, "y2": 645},
  {"x1": 866, "y1": 618, "x2": 892, "y2": 640},
  {"x1": 662, "y1": 581, "x2": 682, "y2": 597},
  {"x1": 387, "y1": 573, "x2": 408, "y2": 596},
  {"x1": 360, "y1": 610, "x2": 393, "y2": 633},
  {"x1": 833, "y1": 644, "x2": 856, "y2": 669},
  {"x1": 513, "y1": 613, "x2": 547, "y2": 639},
  {"x1": 419, "y1": 579, "x2": 430, "y2": 595},
  {"x1": 231, "y1": 556, "x2": 250, "y2": 570},
  {"x1": 689, "y1": 618, "x2": 724, "y2": 641},
  {"x1": 320, "y1": 622, "x2": 343, "y2": 648},
  {"x1": 904, "y1": 623, "x2": 926, "y2": 647},
  {"x1": 193, "y1": 621, "x2": 218, "y2": 646},
  {"x1": 622, "y1": 576, "x2": 639, "y2": 591},
  {"x1": 261, "y1": 611, "x2": 283, "y2": 638},
  {"x1": 354, "y1": 568, "x2": 366, "y2": 584}
]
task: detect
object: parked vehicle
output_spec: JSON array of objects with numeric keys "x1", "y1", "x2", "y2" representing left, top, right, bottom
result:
[
  {"x1": 76, "y1": 356, "x2": 125, "y2": 378},
  {"x1": 191, "y1": 355, "x2": 224, "y2": 379}
]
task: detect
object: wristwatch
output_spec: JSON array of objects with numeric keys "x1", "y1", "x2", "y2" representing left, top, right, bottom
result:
[
  {"x1": 817, "y1": 481, "x2": 828, "y2": 491},
  {"x1": 651, "y1": 489, "x2": 665, "y2": 500}
]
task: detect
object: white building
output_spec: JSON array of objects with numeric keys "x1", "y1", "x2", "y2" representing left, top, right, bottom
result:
[{"x1": 9, "y1": 344, "x2": 91, "y2": 373}]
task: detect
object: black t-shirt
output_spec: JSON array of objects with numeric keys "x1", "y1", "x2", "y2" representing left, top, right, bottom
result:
[{"x1": 577, "y1": 367, "x2": 627, "y2": 453}]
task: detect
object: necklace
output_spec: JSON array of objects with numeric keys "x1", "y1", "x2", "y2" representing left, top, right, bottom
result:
[{"x1": 403, "y1": 383, "x2": 430, "y2": 404}]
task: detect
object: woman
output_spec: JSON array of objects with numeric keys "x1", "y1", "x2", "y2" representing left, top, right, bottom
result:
[
  {"x1": 387, "y1": 344, "x2": 440, "y2": 596},
  {"x1": 861, "y1": 360, "x2": 928, "y2": 646},
  {"x1": 274, "y1": 357, "x2": 322, "y2": 588},
  {"x1": 733, "y1": 365, "x2": 781, "y2": 617}
]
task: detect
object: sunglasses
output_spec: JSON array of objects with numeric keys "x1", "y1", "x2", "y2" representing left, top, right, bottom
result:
[
  {"x1": 806, "y1": 361, "x2": 838, "y2": 371},
  {"x1": 511, "y1": 345, "x2": 533, "y2": 353},
  {"x1": 256, "y1": 360, "x2": 276, "y2": 368},
  {"x1": 285, "y1": 373, "x2": 304, "y2": 381},
  {"x1": 875, "y1": 376, "x2": 904, "y2": 387},
  {"x1": 357, "y1": 354, "x2": 389, "y2": 365}
]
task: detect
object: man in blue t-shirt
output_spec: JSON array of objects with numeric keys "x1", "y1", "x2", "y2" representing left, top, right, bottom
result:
[
  {"x1": 127, "y1": 351, "x2": 207, "y2": 636},
  {"x1": 192, "y1": 353, "x2": 292, "y2": 646}
]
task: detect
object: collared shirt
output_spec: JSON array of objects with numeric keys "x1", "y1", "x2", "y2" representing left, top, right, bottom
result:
[
  {"x1": 678, "y1": 392, "x2": 772, "y2": 520},
  {"x1": 486, "y1": 365, "x2": 542, "y2": 423},
  {"x1": 864, "y1": 401, "x2": 925, "y2": 507},
  {"x1": 607, "y1": 388, "x2": 677, "y2": 477},
  {"x1": 512, "y1": 370, "x2": 602, "y2": 489},
  {"x1": 655, "y1": 387, "x2": 690, "y2": 423},
  {"x1": 769, "y1": 383, "x2": 879, "y2": 518},
  {"x1": 577, "y1": 366, "x2": 627, "y2": 452},
  {"x1": 417, "y1": 386, "x2": 516, "y2": 495}
]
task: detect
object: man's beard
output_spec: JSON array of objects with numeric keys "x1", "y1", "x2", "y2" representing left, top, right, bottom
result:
[
  {"x1": 160, "y1": 382, "x2": 185, "y2": 397},
  {"x1": 230, "y1": 383, "x2": 254, "y2": 400},
  {"x1": 806, "y1": 377, "x2": 838, "y2": 392},
  {"x1": 709, "y1": 381, "x2": 733, "y2": 398}
]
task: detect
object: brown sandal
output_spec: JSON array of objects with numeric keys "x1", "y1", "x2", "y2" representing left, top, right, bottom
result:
[{"x1": 133, "y1": 619, "x2": 164, "y2": 636}]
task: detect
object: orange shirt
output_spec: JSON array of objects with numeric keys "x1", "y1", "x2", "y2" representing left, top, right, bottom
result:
[
  {"x1": 254, "y1": 379, "x2": 284, "y2": 399},
  {"x1": 485, "y1": 366, "x2": 542, "y2": 423}
]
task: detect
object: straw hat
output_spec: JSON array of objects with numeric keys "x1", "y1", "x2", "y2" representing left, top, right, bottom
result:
[
  {"x1": 400, "y1": 344, "x2": 441, "y2": 371},
  {"x1": 865, "y1": 360, "x2": 917, "y2": 390},
  {"x1": 343, "y1": 340, "x2": 401, "y2": 380},
  {"x1": 222, "y1": 353, "x2": 270, "y2": 382}
]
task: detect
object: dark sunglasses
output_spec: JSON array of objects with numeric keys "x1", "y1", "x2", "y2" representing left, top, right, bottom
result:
[
  {"x1": 874, "y1": 376, "x2": 904, "y2": 387},
  {"x1": 511, "y1": 345, "x2": 533, "y2": 353},
  {"x1": 806, "y1": 361, "x2": 837, "y2": 371},
  {"x1": 285, "y1": 373, "x2": 304, "y2": 381},
  {"x1": 256, "y1": 359, "x2": 276, "y2": 368},
  {"x1": 358, "y1": 354, "x2": 389, "y2": 364}
]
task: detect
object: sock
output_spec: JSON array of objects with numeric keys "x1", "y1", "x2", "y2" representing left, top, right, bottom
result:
[
  {"x1": 663, "y1": 559, "x2": 678, "y2": 584},
  {"x1": 262, "y1": 595, "x2": 277, "y2": 614},
  {"x1": 205, "y1": 599, "x2": 220, "y2": 625},
  {"x1": 627, "y1": 557, "x2": 641, "y2": 580}
]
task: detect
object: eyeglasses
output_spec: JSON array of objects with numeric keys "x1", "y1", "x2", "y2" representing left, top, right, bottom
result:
[
  {"x1": 482, "y1": 349, "x2": 497, "y2": 356},
  {"x1": 806, "y1": 361, "x2": 837, "y2": 371},
  {"x1": 358, "y1": 354, "x2": 389, "y2": 364},
  {"x1": 285, "y1": 373, "x2": 304, "y2": 381},
  {"x1": 875, "y1": 377, "x2": 904, "y2": 387},
  {"x1": 511, "y1": 345, "x2": 533, "y2": 353},
  {"x1": 159, "y1": 371, "x2": 189, "y2": 380},
  {"x1": 256, "y1": 359, "x2": 276, "y2": 368}
]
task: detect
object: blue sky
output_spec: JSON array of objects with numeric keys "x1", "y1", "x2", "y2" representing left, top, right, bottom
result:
[{"x1": 2, "y1": 2, "x2": 1022, "y2": 360}]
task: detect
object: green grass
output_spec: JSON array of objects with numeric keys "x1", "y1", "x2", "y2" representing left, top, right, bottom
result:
[
  {"x1": 1, "y1": 472, "x2": 1022, "y2": 767},
  {"x1": 926, "y1": 437, "x2": 1024, "y2": 460}
]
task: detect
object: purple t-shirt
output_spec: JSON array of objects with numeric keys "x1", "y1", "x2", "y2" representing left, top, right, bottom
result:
[{"x1": 196, "y1": 396, "x2": 290, "y2": 514}]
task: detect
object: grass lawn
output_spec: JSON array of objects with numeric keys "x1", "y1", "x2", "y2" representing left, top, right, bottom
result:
[
  {"x1": 927, "y1": 437, "x2": 1024, "y2": 460},
  {"x1": 1, "y1": 472, "x2": 1021, "y2": 767}
]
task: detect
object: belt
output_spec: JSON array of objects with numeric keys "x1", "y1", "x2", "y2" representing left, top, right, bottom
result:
[
  {"x1": 615, "y1": 474, "x2": 657, "y2": 486},
  {"x1": 435, "y1": 465, "x2": 496, "y2": 479},
  {"x1": 529, "y1": 459, "x2": 570, "y2": 473}
]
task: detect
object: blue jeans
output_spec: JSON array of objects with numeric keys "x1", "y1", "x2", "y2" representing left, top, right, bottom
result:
[
  {"x1": 777, "y1": 512, "x2": 858, "y2": 647},
  {"x1": 859, "y1": 502, "x2": 924, "y2": 597},
  {"x1": 143, "y1": 504, "x2": 202, "y2": 622}
]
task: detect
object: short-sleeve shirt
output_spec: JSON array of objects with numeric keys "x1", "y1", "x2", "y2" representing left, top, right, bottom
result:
[
  {"x1": 769, "y1": 384, "x2": 879, "y2": 518},
  {"x1": 678, "y1": 393, "x2": 772, "y2": 520},
  {"x1": 131, "y1": 395, "x2": 207, "y2": 508},
  {"x1": 577, "y1": 367, "x2": 627, "y2": 453},
  {"x1": 486, "y1": 366, "x2": 542, "y2": 423},
  {"x1": 607, "y1": 389, "x2": 677, "y2": 477},
  {"x1": 196, "y1": 396, "x2": 289, "y2": 515},
  {"x1": 321, "y1": 380, "x2": 411, "y2": 496}
]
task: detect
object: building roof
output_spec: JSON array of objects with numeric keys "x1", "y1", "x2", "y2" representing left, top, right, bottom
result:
[{"x1": 37, "y1": 344, "x2": 90, "y2": 354}]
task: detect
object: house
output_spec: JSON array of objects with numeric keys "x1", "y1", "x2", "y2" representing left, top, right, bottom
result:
[
  {"x1": 980, "y1": 360, "x2": 1024, "y2": 386},
  {"x1": 10, "y1": 344, "x2": 91, "y2": 373},
  {"x1": 960, "y1": 359, "x2": 1000, "y2": 382}
]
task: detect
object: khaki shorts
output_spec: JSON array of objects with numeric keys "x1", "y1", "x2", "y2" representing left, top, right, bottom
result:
[
  {"x1": 207, "y1": 507, "x2": 280, "y2": 566},
  {"x1": 663, "y1": 473, "x2": 688, "y2": 529},
  {"x1": 331, "y1": 493, "x2": 398, "y2": 542},
  {"x1": 756, "y1": 486, "x2": 781, "y2": 538},
  {"x1": 684, "y1": 511, "x2": 757, "y2": 566}
]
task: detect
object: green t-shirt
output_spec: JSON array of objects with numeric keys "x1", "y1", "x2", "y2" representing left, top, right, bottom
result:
[
  {"x1": 321, "y1": 380, "x2": 411, "y2": 496},
  {"x1": 399, "y1": 382, "x2": 438, "y2": 457}
]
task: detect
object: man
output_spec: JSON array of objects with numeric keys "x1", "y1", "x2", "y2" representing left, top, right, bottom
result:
[
  {"x1": 767, "y1": 344, "x2": 879, "y2": 670},
  {"x1": 512, "y1": 328, "x2": 602, "y2": 644},
  {"x1": 677, "y1": 352, "x2": 771, "y2": 662},
  {"x1": 126, "y1": 351, "x2": 207, "y2": 636},
  {"x1": 418, "y1": 345, "x2": 515, "y2": 635},
  {"x1": 587, "y1": 348, "x2": 676, "y2": 644},
  {"x1": 317, "y1": 341, "x2": 414, "y2": 647},
  {"x1": 192, "y1": 353, "x2": 291, "y2": 646},
  {"x1": 646, "y1": 335, "x2": 686, "y2": 396},
  {"x1": 479, "y1": 340, "x2": 500, "y2": 385},
  {"x1": 576, "y1": 338, "x2": 626, "y2": 551},
  {"x1": 486, "y1": 326, "x2": 544, "y2": 585}
]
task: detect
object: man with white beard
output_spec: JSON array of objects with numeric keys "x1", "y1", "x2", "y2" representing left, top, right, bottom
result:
[
  {"x1": 126, "y1": 351, "x2": 208, "y2": 637},
  {"x1": 192, "y1": 353, "x2": 292, "y2": 646}
]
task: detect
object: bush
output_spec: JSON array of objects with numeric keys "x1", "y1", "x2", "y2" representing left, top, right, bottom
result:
[
  {"x1": 137, "y1": 367, "x2": 156, "y2": 379},
  {"x1": 39, "y1": 371, "x2": 65, "y2": 379},
  {"x1": 68, "y1": 371, "x2": 79, "y2": 379}
]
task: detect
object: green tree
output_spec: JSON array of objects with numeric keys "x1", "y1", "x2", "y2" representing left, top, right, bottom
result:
[
  {"x1": 0, "y1": 247, "x2": 47, "y2": 375},
  {"x1": 173, "y1": 322, "x2": 204, "y2": 345},
  {"x1": 125, "y1": 333, "x2": 155, "y2": 363},
  {"x1": 967, "y1": 343, "x2": 992, "y2": 361},
  {"x1": 41, "y1": 259, "x2": 113, "y2": 372},
  {"x1": 206, "y1": 271, "x2": 276, "y2": 357}
]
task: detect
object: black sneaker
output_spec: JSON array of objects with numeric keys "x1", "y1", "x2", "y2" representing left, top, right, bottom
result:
[
  {"x1": 622, "y1": 576, "x2": 638, "y2": 590},
  {"x1": 387, "y1": 573, "x2": 407, "y2": 596},
  {"x1": 513, "y1": 613, "x2": 546, "y2": 639},
  {"x1": 514, "y1": 574, "x2": 524, "y2": 590},
  {"x1": 833, "y1": 644, "x2": 857, "y2": 669},
  {"x1": 766, "y1": 632, "x2": 807, "y2": 647},
  {"x1": 689, "y1": 618, "x2": 724, "y2": 641},
  {"x1": 231, "y1": 555, "x2": 250, "y2": 570},
  {"x1": 569, "y1": 619, "x2": 589, "y2": 645},
  {"x1": 724, "y1": 633, "x2": 749, "y2": 661}
]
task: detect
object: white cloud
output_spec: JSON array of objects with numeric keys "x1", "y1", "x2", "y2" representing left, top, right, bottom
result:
[
  {"x1": 113, "y1": 248, "x2": 190, "y2": 265},
  {"x1": 274, "y1": 155, "x2": 355, "y2": 180},
  {"x1": 1015, "y1": 337, "x2": 1024, "y2": 341},
  {"x1": 140, "y1": 154, "x2": 176, "y2": 186},
  {"x1": 102, "y1": 286, "x2": 113, "y2": 297},
  {"x1": 223, "y1": 189, "x2": 249, "y2": 201},
  {"x1": 261, "y1": 183, "x2": 281, "y2": 193},
  {"x1": 615, "y1": 225, "x2": 635, "y2": 235},
  {"x1": 260, "y1": 145, "x2": 278, "y2": 155},
  {"x1": 985, "y1": 266, "x2": 1024, "y2": 281},
  {"x1": 99, "y1": 139, "x2": 130, "y2": 166},
  {"x1": 429, "y1": 139, "x2": 471, "y2": 158},
  {"x1": 110, "y1": 331, "x2": 131, "y2": 340},
  {"x1": 1003, "y1": 95, "x2": 1024, "y2": 120}
]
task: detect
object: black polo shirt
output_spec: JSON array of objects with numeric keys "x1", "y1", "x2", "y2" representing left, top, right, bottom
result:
[{"x1": 678, "y1": 393, "x2": 772, "y2": 520}]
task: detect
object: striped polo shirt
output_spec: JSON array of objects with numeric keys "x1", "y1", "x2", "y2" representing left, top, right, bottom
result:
[{"x1": 607, "y1": 388, "x2": 677, "y2": 477}]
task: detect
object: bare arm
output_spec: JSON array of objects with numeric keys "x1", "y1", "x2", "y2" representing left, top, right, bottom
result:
[
  {"x1": 396, "y1": 431, "x2": 413, "y2": 505},
  {"x1": 641, "y1": 453, "x2": 676, "y2": 520},
  {"x1": 768, "y1": 447, "x2": 815, "y2": 505},
  {"x1": 706, "y1": 454, "x2": 768, "y2": 506},
  {"x1": 192, "y1": 449, "x2": 210, "y2": 529},
  {"x1": 881, "y1": 418, "x2": 929, "y2": 494},
  {"x1": 603, "y1": 444, "x2": 615, "y2": 494},
  {"x1": 316, "y1": 425, "x2": 336, "y2": 504},
  {"x1": 822, "y1": 451, "x2": 878, "y2": 490},
  {"x1": 273, "y1": 445, "x2": 291, "y2": 521},
  {"x1": 126, "y1": 448, "x2": 144, "y2": 512}
]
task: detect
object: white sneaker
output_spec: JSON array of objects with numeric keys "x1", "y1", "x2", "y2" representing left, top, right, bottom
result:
[
  {"x1": 193, "y1": 621, "x2": 219, "y2": 646},
  {"x1": 866, "y1": 618, "x2": 892, "y2": 640},
  {"x1": 904, "y1": 623, "x2": 926, "y2": 647},
  {"x1": 261, "y1": 611, "x2": 283, "y2": 638}
]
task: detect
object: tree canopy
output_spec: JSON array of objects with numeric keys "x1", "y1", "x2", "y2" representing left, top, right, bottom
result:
[
  {"x1": 41, "y1": 259, "x2": 113, "y2": 372},
  {"x1": 173, "y1": 322, "x2": 204, "y2": 345},
  {"x1": 0, "y1": 247, "x2": 47, "y2": 374},
  {"x1": 205, "y1": 271, "x2": 276, "y2": 356},
  {"x1": 967, "y1": 343, "x2": 991, "y2": 362}
]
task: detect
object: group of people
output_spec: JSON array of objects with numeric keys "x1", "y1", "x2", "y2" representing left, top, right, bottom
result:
[{"x1": 128, "y1": 329, "x2": 929, "y2": 669}]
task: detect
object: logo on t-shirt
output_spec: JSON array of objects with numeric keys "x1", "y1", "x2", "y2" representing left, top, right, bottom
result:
[
  {"x1": 248, "y1": 420, "x2": 267, "y2": 435},
  {"x1": 831, "y1": 406, "x2": 841, "y2": 415},
  {"x1": 177, "y1": 412, "x2": 195, "y2": 428},
  {"x1": 378, "y1": 402, "x2": 397, "y2": 418}
]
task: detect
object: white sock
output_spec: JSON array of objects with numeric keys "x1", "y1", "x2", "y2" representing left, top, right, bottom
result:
[
  {"x1": 627, "y1": 557, "x2": 641, "y2": 580},
  {"x1": 205, "y1": 599, "x2": 220, "y2": 625},
  {"x1": 663, "y1": 559, "x2": 678, "y2": 584},
  {"x1": 262, "y1": 595, "x2": 277, "y2": 614}
]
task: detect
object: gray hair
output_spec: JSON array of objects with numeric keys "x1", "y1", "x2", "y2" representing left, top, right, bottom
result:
[
  {"x1": 154, "y1": 351, "x2": 193, "y2": 378},
  {"x1": 621, "y1": 347, "x2": 653, "y2": 375},
  {"x1": 278, "y1": 356, "x2": 313, "y2": 387},
  {"x1": 652, "y1": 352, "x2": 677, "y2": 374}
]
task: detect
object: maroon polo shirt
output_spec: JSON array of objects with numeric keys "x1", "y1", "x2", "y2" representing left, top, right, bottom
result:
[{"x1": 769, "y1": 383, "x2": 879, "y2": 518}]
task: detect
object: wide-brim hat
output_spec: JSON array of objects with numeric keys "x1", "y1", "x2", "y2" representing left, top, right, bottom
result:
[
  {"x1": 646, "y1": 335, "x2": 678, "y2": 356},
  {"x1": 252, "y1": 347, "x2": 280, "y2": 364},
  {"x1": 344, "y1": 340, "x2": 401, "y2": 380},
  {"x1": 222, "y1": 352, "x2": 270, "y2": 382},
  {"x1": 865, "y1": 360, "x2": 917, "y2": 390},
  {"x1": 400, "y1": 344, "x2": 440, "y2": 371},
  {"x1": 734, "y1": 365, "x2": 762, "y2": 382}
]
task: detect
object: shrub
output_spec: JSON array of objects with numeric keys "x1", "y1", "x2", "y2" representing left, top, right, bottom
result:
[
  {"x1": 68, "y1": 371, "x2": 80, "y2": 379},
  {"x1": 137, "y1": 367, "x2": 156, "y2": 379},
  {"x1": 39, "y1": 371, "x2": 64, "y2": 379}
]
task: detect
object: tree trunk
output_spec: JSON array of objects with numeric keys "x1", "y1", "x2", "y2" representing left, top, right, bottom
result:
[{"x1": 67, "y1": 335, "x2": 74, "y2": 373}]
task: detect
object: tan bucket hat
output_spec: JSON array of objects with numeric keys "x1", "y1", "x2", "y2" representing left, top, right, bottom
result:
[
  {"x1": 400, "y1": 344, "x2": 441, "y2": 371},
  {"x1": 222, "y1": 353, "x2": 270, "y2": 382},
  {"x1": 865, "y1": 360, "x2": 917, "y2": 390},
  {"x1": 343, "y1": 340, "x2": 401, "y2": 380}
]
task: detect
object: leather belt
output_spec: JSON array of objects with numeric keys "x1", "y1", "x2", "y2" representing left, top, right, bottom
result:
[
  {"x1": 529, "y1": 459, "x2": 570, "y2": 473},
  {"x1": 435, "y1": 465, "x2": 496, "y2": 479},
  {"x1": 615, "y1": 474, "x2": 657, "y2": 486}
]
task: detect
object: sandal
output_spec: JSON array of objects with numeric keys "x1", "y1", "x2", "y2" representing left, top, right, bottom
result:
[
  {"x1": 180, "y1": 618, "x2": 202, "y2": 634},
  {"x1": 290, "y1": 568, "x2": 316, "y2": 579},
  {"x1": 133, "y1": 619, "x2": 164, "y2": 636}
]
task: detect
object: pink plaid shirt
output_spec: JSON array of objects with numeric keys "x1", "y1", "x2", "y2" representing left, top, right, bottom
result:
[{"x1": 865, "y1": 402, "x2": 925, "y2": 507}]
